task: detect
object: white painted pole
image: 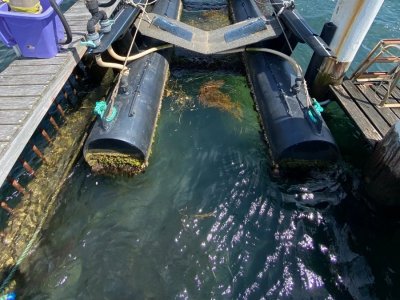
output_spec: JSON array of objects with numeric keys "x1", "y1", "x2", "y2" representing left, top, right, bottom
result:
[
  {"x1": 311, "y1": 0, "x2": 384, "y2": 98},
  {"x1": 329, "y1": 0, "x2": 385, "y2": 69}
]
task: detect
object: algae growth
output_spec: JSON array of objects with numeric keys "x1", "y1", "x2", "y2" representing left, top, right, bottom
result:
[
  {"x1": 85, "y1": 152, "x2": 146, "y2": 176},
  {"x1": 0, "y1": 70, "x2": 114, "y2": 295}
]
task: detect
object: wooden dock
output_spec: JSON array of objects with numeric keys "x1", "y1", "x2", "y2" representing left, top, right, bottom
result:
[
  {"x1": 330, "y1": 80, "x2": 400, "y2": 145},
  {"x1": 0, "y1": 0, "x2": 121, "y2": 187}
]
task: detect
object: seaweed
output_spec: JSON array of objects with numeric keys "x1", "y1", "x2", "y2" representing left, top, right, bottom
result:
[{"x1": 199, "y1": 80, "x2": 243, "y2": 120}]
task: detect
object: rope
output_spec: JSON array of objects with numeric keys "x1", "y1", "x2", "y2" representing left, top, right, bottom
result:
[
  {"x1": 106, "y1": 0, "x2": 150, "y2": 120},
  {"x1": 302, "y1": 76, "x2": 313, "y2": 107},
  {"x1": 272, "y1": 1, "x2": 295, "y2": 54},
  {"x1": 123, "y1": 0, "x2": 156, "y2": 23}
]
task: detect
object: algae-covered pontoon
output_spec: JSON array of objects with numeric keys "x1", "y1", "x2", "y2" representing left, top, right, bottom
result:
[
  {"x1": 83, "y1": 0, "x2": 181, "y2": 175},
  {"x1": 83, "y1": 0, "x2": 339, "y2": 174},
  {"x1": 230, "y1": 0, "x2": 339, "y2": 167}
]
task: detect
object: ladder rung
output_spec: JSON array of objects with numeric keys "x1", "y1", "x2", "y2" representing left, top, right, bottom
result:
[
  {"x1": 355, "y1": 73, "x2": 392, "y2": 82},
  {"x1": 374, "y1": 57, "x2": 400, "y2": 63}
]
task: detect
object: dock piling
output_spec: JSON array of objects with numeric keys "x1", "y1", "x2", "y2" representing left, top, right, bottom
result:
[
  {"x1": 310, "y1": 0, "x2": 384, "y2": 98},
  {"x1": 364, "y1": 122, "x2": 400, "y2": 208}
]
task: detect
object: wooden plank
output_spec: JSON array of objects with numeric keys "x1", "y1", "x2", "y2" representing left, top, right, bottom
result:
[
  {"x1": 369, "y1": 83, "x2": 399, "y2": 104},
  {"x1": 65, "y1": 13, "x2": 91, "y2": 19},
  {"x1": 66, "y1": 19, "x2": 88, "y2": 27},
  {"x1": 66, "y1": 15, "x2": 92, "y2": 22},
  {"x1": 1, "y1": 64, "x2": 62, "y2": 76},
  {"x1": 65, "y1": 6, "x2": 91, "y2": 16},
  {"x1": 67, "y1": 26, "x2": 87, "y2": 33},
  {"x1": 395, "y1": 85, "x2": 400, "y2": 95},
  {"x1": 342, "y1": 80, "x2": 390, "y2": 136},
  {"x1": 0, "y1": 125, "x2": 20, "y2": 142},
  {"x1": 390, "y1": 85, "x2": 400, "y2": 102},
  {"x1": 0, "y1": 110, "x2": 29, "y2": 125},
  {"x1": 0, "y1": 0, "x2": 122, "y2": 186},
  {"x1": 369, "y1": 84, "x2": 400, "y2": 119},
  {"x1": 357, "y1": 84, "x2": 400, "y2": 124},
  {"x1": 0, "y1": 96, "x2": 39, "y2": 110},
  {"x1": 69, "y1": 28, "x2": 87, "y2": 34},
  {"x1": 0, "y1": 142, "x2": 7, "y2": 156},
  {"x1": 12, "y1": 56, "x2": 67, "y2": 67},
  {"x1": 0, "y1": 74, "x2": 55, "y2": 86},
  {"x1": 330, "y1": 85, "x2": 382, "y2": 144},
  {"x1": 65, "y1": 2, "x2": 88, "y2": 11},
  {"x1": 0, "y1": 85, "x2": 46, "y2": 97}
]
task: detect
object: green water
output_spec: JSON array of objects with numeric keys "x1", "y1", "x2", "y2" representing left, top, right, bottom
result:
[{"x1": 0, "y1": 0, "x2": 399, "y2": 299}]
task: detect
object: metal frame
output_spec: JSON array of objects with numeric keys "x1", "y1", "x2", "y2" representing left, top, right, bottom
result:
[{"x1": 350, "y1": 39, "x2": 400, "y2": 108}]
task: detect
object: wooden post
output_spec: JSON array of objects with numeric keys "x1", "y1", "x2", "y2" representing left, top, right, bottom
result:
[
  {"x1": 311, "y1": 0, "x2": 384, "y2": 98},
  {"x1": 364, "y1": 122, "x2": 400, "y2": 208}
]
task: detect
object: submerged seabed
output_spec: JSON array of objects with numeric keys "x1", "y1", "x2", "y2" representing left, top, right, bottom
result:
[{"x1": 13, "y1": 0, "x2": 400, "y2": 299}]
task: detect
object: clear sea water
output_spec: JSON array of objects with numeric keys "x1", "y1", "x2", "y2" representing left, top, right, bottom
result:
[{"x1": 1, "y1": 0, "x2": 400, "y2": 299}]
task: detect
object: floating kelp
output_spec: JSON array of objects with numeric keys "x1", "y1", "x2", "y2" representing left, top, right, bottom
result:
[{"x1": 199, "y1": 80, "x2": 243, "y2": 120}]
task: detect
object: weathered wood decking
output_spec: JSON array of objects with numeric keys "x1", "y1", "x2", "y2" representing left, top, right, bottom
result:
[
  {"x1": 0, "y1": 0, "x2": 121, "y2": 186},
  {"x1": 330, "y1": 80, "x2": 400, "y2": 145}
]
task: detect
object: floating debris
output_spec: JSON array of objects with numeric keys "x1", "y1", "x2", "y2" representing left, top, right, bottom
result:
[{"x1": 164, "y1": 79, "x2": 193, "y2": 111}]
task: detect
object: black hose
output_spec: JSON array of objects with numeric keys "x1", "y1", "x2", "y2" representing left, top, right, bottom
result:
[
  {"x1": 87, "y1": 10, "x2": 107, "y2": 34},
  {"x1": 85, "y1": 0, "x2": 108, "y2": 34},
  {"x1": 99, "y1": 0, "x2": 117, "y2": 8},
  {"x1": 49, "y1": 0, "x2": 72, "y2": 45}
]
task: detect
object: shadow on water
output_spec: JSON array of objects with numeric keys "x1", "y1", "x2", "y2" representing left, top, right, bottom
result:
[{"x1": 12, "y1": 1, "x2": 400, "y2": 299}]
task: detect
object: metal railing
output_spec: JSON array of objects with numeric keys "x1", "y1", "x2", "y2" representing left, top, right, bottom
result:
[{"x1": 351, "y1": 39, "x2": 400, "y2": 108}]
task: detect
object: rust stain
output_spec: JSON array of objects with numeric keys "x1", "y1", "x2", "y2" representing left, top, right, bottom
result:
[
  {"x1": 312, "y1": 57, "x2": 350, "y2": 98},
  {"x1": 336, "y1": 0, "x2": 365, "y2": 58}
]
